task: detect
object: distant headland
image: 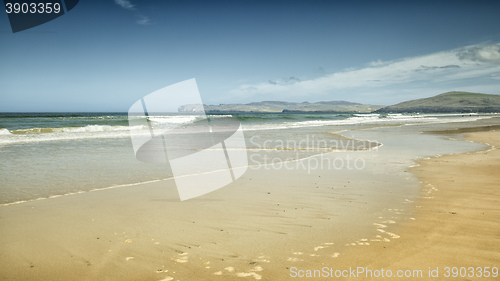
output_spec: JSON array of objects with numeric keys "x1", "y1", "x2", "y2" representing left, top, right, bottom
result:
[{"x1": 177, "y1": 91, "x2": 500, "y2": 113}]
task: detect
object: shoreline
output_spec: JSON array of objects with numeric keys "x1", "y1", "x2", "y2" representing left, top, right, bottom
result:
[
  {"x1": 0, "y1": 133, "x2": 382, "y2": 207},
  {"x1": 0, "y1": 178, "x2": 167, "y2": 207},
  {"x1": 334, "y1": 129, "x2": 500, "y2": 280}
]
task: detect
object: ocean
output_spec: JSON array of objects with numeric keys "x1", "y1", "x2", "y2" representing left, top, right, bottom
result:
[{"x1": 0, "y1": 112, "x2": 496, "y2": 205}]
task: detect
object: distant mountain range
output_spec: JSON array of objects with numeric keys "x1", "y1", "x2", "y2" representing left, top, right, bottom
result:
[
  {"x1": 178, "y1": 100, "x2": 384, "y2": 113},
  {"x1": 375, "y1": 91, "x2": 500, "y2": 113},
  {"x1": 177, "y1": 91, "x2": 500, "y2": 114}
]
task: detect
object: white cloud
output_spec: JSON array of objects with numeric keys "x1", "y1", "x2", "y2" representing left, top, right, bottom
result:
[
  {"x1": 228, "y1": 43, "x2": 500, "y2": 104},
  {"x1": 457, "y1": 44, "x2": 500, "y2": 64},
  {"x1": 114, "y1": 0, "x2": 135, "y2": 10},
  {"x1": 368, "y1": 59, "x2": 388, "y2": 67},
  {"x1": 136, "y1": 15, "x2": 151, "y2": 25},
  {"x1": 114, "y1": 0, "x2": 153, "y2": 26}
]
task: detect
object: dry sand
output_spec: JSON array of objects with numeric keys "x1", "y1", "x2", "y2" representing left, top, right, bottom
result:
[{"x1": 336, "y1": 130, "x2": 500, "y2": 280}]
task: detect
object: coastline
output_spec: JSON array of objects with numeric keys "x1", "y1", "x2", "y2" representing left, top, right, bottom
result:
[
  {"x1": 335, "y1": 129, "x2": 500, "y2": 280},
  {"x1": 0, "y1": 123, "x2": 498, "y2": 280}
]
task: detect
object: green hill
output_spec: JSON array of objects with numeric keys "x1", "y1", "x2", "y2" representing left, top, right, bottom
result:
[{"x1": 375, "y1": 91, "x2": 500, "y2": 113}]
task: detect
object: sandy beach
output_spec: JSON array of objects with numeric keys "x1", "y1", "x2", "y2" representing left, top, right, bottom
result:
[
  {"x1": 3, "y1": 0, "x2": 500, "y2": 279},
  {"x1": 0, "y1": 126, "x2": 499, "y2": 280},
  {"x1": 335, "y1": 130, "x2": 500, "y2": 280}
]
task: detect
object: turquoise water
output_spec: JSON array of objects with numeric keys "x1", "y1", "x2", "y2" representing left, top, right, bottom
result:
[{"x1": 0, "y1": 112, "x2": 496, "y2": 204}]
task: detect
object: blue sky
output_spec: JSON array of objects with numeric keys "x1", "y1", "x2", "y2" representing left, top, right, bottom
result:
[{"x1": 1, "y1": 0, "x2": 500, "y2": 111}]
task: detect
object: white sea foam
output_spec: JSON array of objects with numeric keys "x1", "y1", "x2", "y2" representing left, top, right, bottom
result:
[
  {"x1": 148, "y1": 115, "x2": 202, "y2": 124},
  {"x1": 242, "y1": 114, "x2": 491, "y2": 131},
  {"x1": 0, "y1": 125, "x2": 149, "y2": 145},
  {"x1": 0, "y1": 128, "x2": 11, "y2": 135},
  {"x1": 10, "y1": 125, "x2": 138, "y2": 135},
  {"x1": 354, "y1": 113, "x2": 380, "y2": 117},
  {"x1": 1, "y1": 114, "x2": 493, "y2": 145},
  {"x1": 1, "y1": 114, "x2": 211, "y2": 145},
  {"x1": 208, "y1": 114, "x2": 233, "y2": 118}
]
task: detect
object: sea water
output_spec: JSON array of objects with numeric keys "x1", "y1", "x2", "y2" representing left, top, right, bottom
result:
[{"x1": 0, "y1": 112, "x2": 496, "y2": 204}]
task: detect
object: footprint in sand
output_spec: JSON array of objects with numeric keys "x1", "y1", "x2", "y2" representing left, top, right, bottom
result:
[
  {"x1": 219, "y1": 265, "x2": 264, "y2": 280},
  {"x1": 225, "y1": 266, "x2": 235, "y2": 273},
  {"x1": 174, "y1": 252, "x2": 189, "y2": 263},
  {"x1": 385, "y1": 232, "x2": 400, "y2": 239},
  {"x1": 256, "y1": 255, "x2": 270, "y2": 263},
  {"x1": 252, "y1": 265, "x2": 263, "y2": 272},
  {"x1": 376, "y1": 228, "x2": 400, "y2": 239},
  {"x1": 236, "y1": 272, "x2": 262, "y2": 280},
  {"x1": 313, "y1": 242, "x2": 334, "y2": 252},
  {"x1": 345, "y1": 239, "x2": 370, "y2": 246},
  {"x1": 314, "y1": 246, "x2": 324, "y2": 251}
]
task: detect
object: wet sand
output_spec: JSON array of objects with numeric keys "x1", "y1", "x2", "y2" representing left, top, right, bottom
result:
[
  {"x1": 336, "y1": 130, "x2": 500, "y2": 280},
  {"x1": 0, "y1": 155, "x2": 389, "y2": 281}
]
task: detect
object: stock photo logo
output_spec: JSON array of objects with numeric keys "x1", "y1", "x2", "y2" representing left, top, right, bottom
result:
[
  {"x1": 128, "y1": 79, "x2": 248, "y2": 201},
  {"x1": 4, "y1": 0, "x2": 79, "y2": 33}
]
